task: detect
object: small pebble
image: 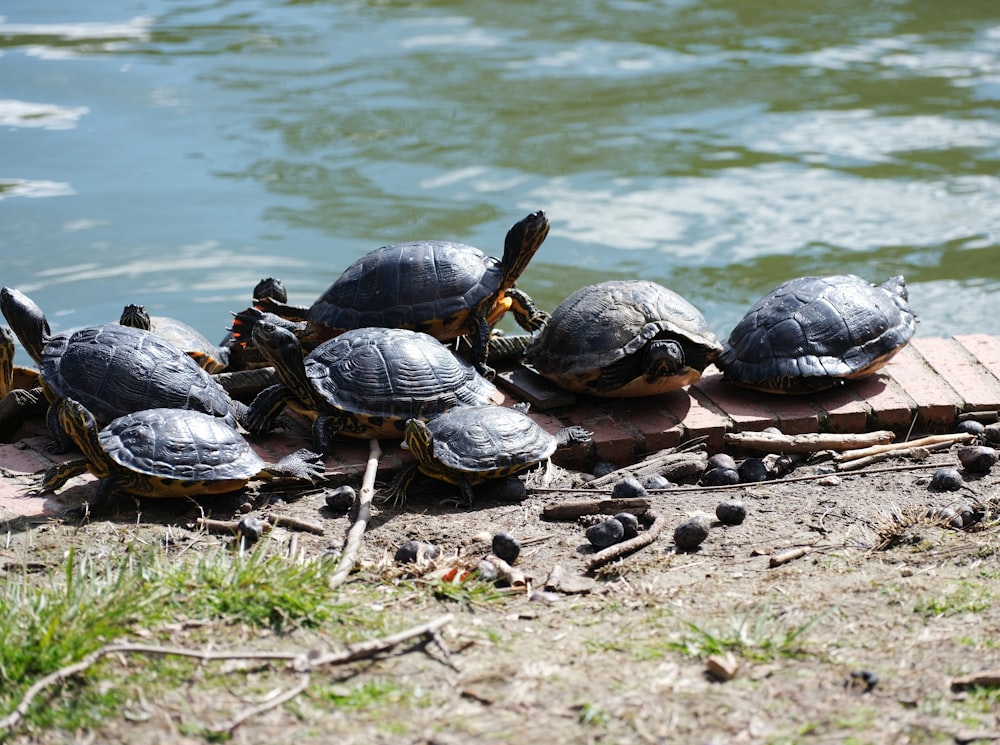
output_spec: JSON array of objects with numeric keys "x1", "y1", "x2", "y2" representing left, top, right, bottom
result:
[
  {"x1": 702, "y1": 466, "x2": 740, "y2": 486},
  {"x1": 529, "y1": 590, "x2": 561, "y2": 605},
  {"x1": 393, "y1": 540, "x2": 439, "y2": 564},
  {"x1": 611, "y1": 476, "x2": 647, "y2": 501},
  {"x1": 956, "y1": 420, "x2": 985, "y2": 437},
  {"x1": 643, "y1": 474, "x2": 671, "y2": 490},
  {"x1": 491, "y1": 532, "x2": 521, "y2": 564},
  {"x1": 957, "y1": 445, "x2": 998, "y2": 474},
  {"x1": 849, "y1": 669, "x2": 879, "y2": 693},
  {"x1": 593, "y1": 461, "x2": 619, "y2": 478},
  {"x1": 706, "y1": 453, "x2": 737, "y2": 471},
  {"x1": 614, "y1": 511, "x2": 640, "y2": 539},
  {"x1": 586, "y1": 518, "x2": 625, "y2": 549},
  {"x1": 737, "y1": 457, "x2": 769, "y2": 483},
  {"x1": 237, "y1": 502, "x2": 254, "y2": 514},
  {"x1": 236, "y1": 516, "x2": 265, "y2": 544},
  {"x1": 715, "y1": 500, "x2": 747, "y2": 526},
  {"x1": 324, "y1": 485, "x2": 356, "y2": 512},
  {"x1": 475, "y1": 559, "x2": 498, "y2": 582},
  {"x1": 929, "y1": 467, "x2": 963, "y2": 492},
  {"x1": 818, "y1": 475, "x2": 841, "y2": 487},
  {"x1": 673, "y1": 515, "x2": 710, "y2": 551}
]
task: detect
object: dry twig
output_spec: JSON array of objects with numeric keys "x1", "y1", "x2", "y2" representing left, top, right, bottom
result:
[
  {"x1": 0, "y1": 612, "x2": 452, "y2": 734},
  {"x1": 725, "y1": 430, "x2": 895, "y2": 453},
  {"x1": 328, "y1": 438, "x2": 381, "y2": 590}
]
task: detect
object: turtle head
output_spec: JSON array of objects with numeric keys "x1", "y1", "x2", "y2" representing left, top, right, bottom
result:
[
  {"x1": 402, "y1": 418, "x2": 434, "y2": 464},
  {"x1": 499, "y1": 211, "x2": 549, "y2": 288},
  {"x1": 0, "y1": 287, "x2": 51, "y2": 365},
  {"x1": 119, "y1": 304, "x2": 152, "y2": 331},
  {"x1": 251, "y1": 319, "x2": 303, "y2": 369},
  {"x1": 253, "y1": 277, "x2": 288, "y2": 304},
  {"x1": 55, "y1": 397, "x2": 99, "y2": 451}
]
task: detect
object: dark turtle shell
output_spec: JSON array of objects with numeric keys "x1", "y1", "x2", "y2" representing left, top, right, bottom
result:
[
  {"x1": 525, "y1": 280, "x2": 721, "y2": 397},
  {"x1": 308, "y1": 241, "x2": 506, "y2": 341},
  {"x1": 418, "y1": 406, "x2": 557, "y2": 477},
  {"x1": 42, "y1": 324, "x2": 238, "y2": 426},
  {"x1": 120, "y1": 305, "x2": 228, "y2": 373},
  {"x1": 304, "y1": 327, "x2": 502, "y2": 429},
  {"x1": 100, "y1": 408, "x2": 263, "y2": 485},
  {"x1": 716, "y1": 274, "x2": 916, "y2": 394}
]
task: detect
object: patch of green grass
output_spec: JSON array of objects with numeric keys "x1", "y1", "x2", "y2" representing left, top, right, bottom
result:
[
  {"x1": 311, "y1": 677, "x2": 426, "y2": 711},
  {"x1": 428, "y1": 576, "x2": 510, "y2": 608},
  {"x1": 663, "y1": 605, "x2": 825, "y2": 663},
  {"x1": 913, "y1": 581, "x2": 993, "y2": 618},
  {"x1": 575, "y1": 701, "x2": 610, "y2": 727}
]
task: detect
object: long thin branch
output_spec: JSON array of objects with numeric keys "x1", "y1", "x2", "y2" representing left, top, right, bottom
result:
[
  {"x1": 206, "y1": 673, "x2": 312, "y2": 735},
  {"x1": 328, "y1": 438, "x2": 381, "y2": 590},
  {"x1": 0, "y1": 611, "x2": 452, "y2": 733}
]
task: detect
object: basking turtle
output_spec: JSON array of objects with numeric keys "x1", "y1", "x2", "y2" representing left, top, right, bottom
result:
[
  {"x1": 524, "y1": 280, "x2": 722, "y2": 397},
  {"x1": 244, "y1": 211, "x2": 551, "y2": 378},
  {"x1": 220, "y1": 277, "x2": 288, "y2": 372},
  {"x1": 244, "y1": 322, "x2": 504, "y2": 449},
  {"x1": 0, "y1": 326, "x2": 46, "y2": 440},
  {"x1": 716, "y1": 274, "x2": 916, "y2": 394},
  {"x1": 120, "y1": 304, "x2": 229, "y2": 373},
  {"x1": 0, "y1": 287, "x2": 242, "y2": 451},
  {"x1": 392, "y1": 406, "x2": 591, "y2": 505},
  {"x1": 38, "y1": 398, "x2": 324, "y2": 510}
]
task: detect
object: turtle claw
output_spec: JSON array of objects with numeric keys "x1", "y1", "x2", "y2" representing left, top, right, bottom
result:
[{"x1": 273, "y1": 448, "x2": 326, "y2": 482}]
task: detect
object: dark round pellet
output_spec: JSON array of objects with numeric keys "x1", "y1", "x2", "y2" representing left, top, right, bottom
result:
[
  {"x1": 586, "y1": 518, "x2": 625, "y2": 549},
  {"x1": 237, "y1": 516, "x2": 265, "y2": 544},
  {"x1": 707, "y1": 453, "x2": 737, "y2": 471},
  {"x1": 483, "y1": 477, "x2": 528, "y2": 501},
  {"x1": 702, "y1": 467, "x2": 740, "y2": 486},
  {"x1": 956, "y1": 420, "x2": 985, "y2": 436},
  {"x1": 984, "y1": 422, "x2": 1000, "y2": 445},
  {"x1": 715, "y1": 500, "x2": 747, "y2": 526},
  {"x1": 394, "y1": 540, "x2": 439, "y2": 564},
  {"x1": 673, "y1": 515, "x2": 710, "y2": 551},
  {"x1": 738, "y1": 457, "x2": 769, "y2": 483},
  {"x1": 613, "y1": 511, "x2": 640, "y2": 539},
  {"x1": 491, "y1": 532, "x2": 521, "y2": 564},
  {"x1": 929, "y1": 467, "x2": 963, "y2": 492},
  {"x1": 644, "y1": 474, "x2": 671, "y2": 490},
  {"x1": 611, "y1": 477, "x2": 647, "y2": 501},
  {"x1": 324, "y1": 485, "x2": 356, "y2": 513},
  {"x1": 957, "y1": 445, "x2": 998, "y2": 474}
]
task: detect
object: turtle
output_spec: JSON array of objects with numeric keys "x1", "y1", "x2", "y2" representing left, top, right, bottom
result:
[
  {"x1": 119, "y1": 304, "x2": 229, "y2": 373},
  {"x1": 0, "y1": 287, "x2": 243, "y2": 452},
  {"x1": 715, "y1": 274, "x2": 917, "y2": 394},
  {"x1": 391, "y1": 405, "x2": 592, "y2": 505},
  {"x1": 220, "y1": 277, "x2": 289, "y2": 372},
  {"x1": 242, "y1": 211, "x2": 551, "y2": 378},
  {"x1": 38, "y1": 398, "x2": 324, "y2": 511},
  {"x1": 524, "y1": 280, "x2": 722, "y2": 397},
  {"x1": 243, "y1": 322, "x2": 504, "y2": 450},
  {"x1": 0, "y1": 326, "x2": 46, "y2": 440}
]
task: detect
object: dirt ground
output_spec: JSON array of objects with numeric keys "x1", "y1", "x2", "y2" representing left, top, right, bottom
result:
[{"x1": 3, "y1": 433, "x2": 1000, "y2": 745}]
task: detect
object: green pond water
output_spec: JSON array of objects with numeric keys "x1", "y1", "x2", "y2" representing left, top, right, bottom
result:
[{"x1": 2, "y1": 0, "x2": 999, "y2": 364}]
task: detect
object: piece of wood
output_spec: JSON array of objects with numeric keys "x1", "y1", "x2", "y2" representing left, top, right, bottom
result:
[
  {"x1": 951, "y1": 671, "x2": 1000, "y2": 689},
  {"x1": 768, "y1": 547, "x2": 810, "y2": 568},
  {"x1": 835, "y1": 432, "x2": 974, "y2": 464},
  {"x1": 214, "y1": 367, "x2": 279, "y2": 400},
  {"x1": 587, "y1": 449, "x2": 707, "y2": 489},
  {"x1": 541, "y1": 497, "x2": 651, "y2": 522},
  {"x1": 328, "y1": 439, "x2": 380, "y2": 590},
  {"x1": 724, "y1": 430, "x2": 895, "y2": 453},
  {"x1": 494, "y1": 366, "x2": 575, "y2": 411}
]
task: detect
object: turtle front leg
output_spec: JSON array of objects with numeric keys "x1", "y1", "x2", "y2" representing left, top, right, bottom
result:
[
  {"x1": 243, "y1": 384, "x2": 295, "y2": 435},
  {"x1": 470, "y1": 314, "x2": 496, "y2": 380},
  {"x1": 506, "y1": 287, "x2": 549, "y2": 332},
  {"x1": 45, "y1": 403, "x2": 77, "y2": 454}
]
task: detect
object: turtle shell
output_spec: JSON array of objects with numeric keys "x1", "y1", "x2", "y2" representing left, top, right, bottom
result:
[
  {"x1": 41, "y1": 324, "x2": 238, "y2": 426},
  {"x1": 303, "y1": 327, "x2": 502, "y2": 428},
  {"x1": 525, "y1": 280, "x2": 721, "y2": 397},
  {"x1": 307, "y1": 241, "x2": 504, "y2": 341},
  {"x1": 421, "y1": 406, "x2": 557, "y2": 477},
  {"x1": 100, "y1": 408, "x2": 262, "y2": 487},
  {"x1": 716, "y1": 274, "x2": 916, "y2": 394}
]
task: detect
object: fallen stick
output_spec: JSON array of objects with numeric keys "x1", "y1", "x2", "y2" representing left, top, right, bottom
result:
[
  {"x1": 0, "y1": 612, "x2": 453, "y2": 733},
  {"x1": 725, "y1": 430, "x2": 895, "y2": 453},
  {"x1": 586, "y1": 511, "x2": 667, "y2": 573},
  {"x1": 951, "y1": 670, "x2": 1000, "y2": 689},
  {"x1": 486, "y1": 554, "x2": 527, "y2": 591},
  {"x1": 542, "y1": 497, "x2": 651, "y2": 522},
  {"x1": 328, "y1": 438, "x2": 381, "y2": 590},
  {"x1": 194, "y1": 514, "x2": 324, "y2": 537},
  {"x1": 836, "y1": 439, "x2": 959, "y2": 471},
  {"x1": 266, "y1": 513, "x2": 325, "y2": 535},
  {"x1": 588, "y1": 450, "x2": 707, "y2": 489},
  {"x1": 835, "y1": 432, "x2": 974, "y2": 463},
  {"x1": 768, "y1": 547, "x2": 810, "y2": 568}
]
